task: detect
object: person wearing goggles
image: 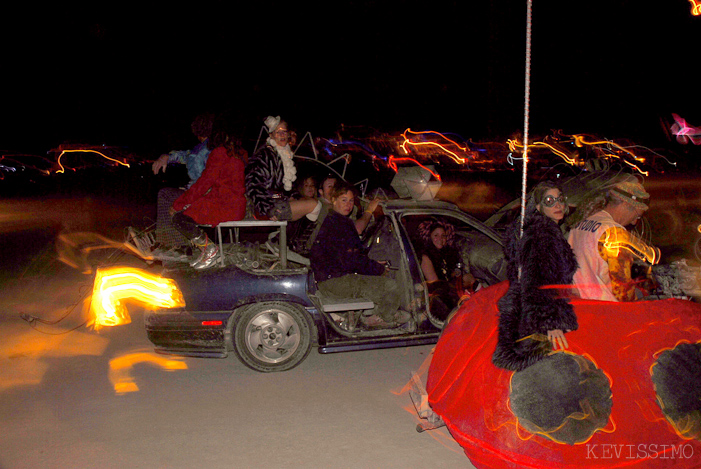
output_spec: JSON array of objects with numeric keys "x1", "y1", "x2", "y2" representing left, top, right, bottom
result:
[{"x1": 493, "y1": 180, "x2": 578, "y2": 372}]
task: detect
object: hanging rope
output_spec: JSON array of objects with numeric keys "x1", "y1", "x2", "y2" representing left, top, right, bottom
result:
[{"x1": 519, "y1": 0, "x2": 533, "y2": 238}]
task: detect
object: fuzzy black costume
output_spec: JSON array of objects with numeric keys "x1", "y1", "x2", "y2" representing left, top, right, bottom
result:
[
  {"x1": 492, "y1": 209, "x2": 579, "y2": 371},
  {"x1": 245, "y1": 143, "x2": 287, "y2": 217}
]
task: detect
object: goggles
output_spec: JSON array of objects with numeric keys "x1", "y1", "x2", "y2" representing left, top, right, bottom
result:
[{"x1": 541, "y1": 195, "x2": 567, "y2": 208}]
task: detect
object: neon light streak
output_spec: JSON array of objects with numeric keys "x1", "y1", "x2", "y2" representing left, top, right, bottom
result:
[
  {"x1": 507, "y1": 139, "x2": 575, "y2": 165},
  {"x1": 55, "y1": 149, "x2": 130, "y2": 174},
  {"x1": 690, "y1": 0, "x2": 701, "y2": 16},
  {"x1": 400, "y1": 128, "x2": 471, "y2": 165},
  {"x1": 388, "y1": 155, "x2": 442, "y2": 181},
  {"x1": 671, "y1": 113, "x2": 701, "y2": 145},
  {"x1": 602, "y1": 229, "x2": 660, "y2": 265},
  {"x1": 90, "y1": 267, "x2": 185, "y2": 329}
]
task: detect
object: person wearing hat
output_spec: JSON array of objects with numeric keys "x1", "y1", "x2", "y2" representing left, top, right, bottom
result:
[
  {"x1": 567, "y1": 175, "x2": 660, "y2": 301},
  {"x1": 245, "y1": 116, "x2": 320, "y2": 221}
]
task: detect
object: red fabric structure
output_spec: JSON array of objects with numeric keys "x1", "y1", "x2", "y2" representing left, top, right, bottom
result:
[
  {"x1": 173, "y1": 146, "x2": 246, "y2": 226},
  {"x1": 427, "y1": 281, "x2": 701, "y2": 468}
]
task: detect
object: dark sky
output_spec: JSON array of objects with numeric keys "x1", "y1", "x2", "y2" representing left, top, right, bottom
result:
[{"x1": 2, "y1": 1, "x2": 699, "y2": 157}]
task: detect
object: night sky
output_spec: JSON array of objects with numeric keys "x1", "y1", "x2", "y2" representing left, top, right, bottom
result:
[{"x1": 3, "y1": 1, "x2": 699, "y2": 158}]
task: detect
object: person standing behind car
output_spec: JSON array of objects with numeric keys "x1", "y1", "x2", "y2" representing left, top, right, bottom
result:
[
  {"x1": 567, "y1": 175, "x2": 659, "y2": 302},
  {"x1": 492, "y1": 181, "x2": 579, "y2": 372},
  {"x1": 309, "y1": 181, "x2": 412, "y2": 329}
]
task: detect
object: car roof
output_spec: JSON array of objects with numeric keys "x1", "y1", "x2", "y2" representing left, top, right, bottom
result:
[{"x1": 382, "y1": 199, "x2": 460, "y2": 211}]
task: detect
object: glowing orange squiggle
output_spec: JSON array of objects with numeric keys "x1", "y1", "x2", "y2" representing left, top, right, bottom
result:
[
  {"x1": 90, "y1": 267, "x2": 185, "y2": 329},
  {"x1": 690, "y1": 0, "x2": 701, "y2": 16},
  {"x1": 56, "y1": 149, "x2": 130, "y2": 174},
  {"x1": 400, "y1": 128, "x2": 471, "y2": 165},
  {"x1": 507, "y1": 139, "x2": 577, "y2": 165},
  {"x1": 573, "y1": 135, "x2": 649, "y2": 176},
  {"x1": 602, "y1": 228, "x2": 660, "y2": 264},
  {"x1": 388, "y1": 155, "x2": 442, "y2": 181},
  {"x1": 508, "y1": 134, "x2": 650, "y2": 175}
]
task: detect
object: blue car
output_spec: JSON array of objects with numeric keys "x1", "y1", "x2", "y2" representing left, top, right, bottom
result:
[{"x1": 144, "y1": 200, "x2": 506, "y2": 372}]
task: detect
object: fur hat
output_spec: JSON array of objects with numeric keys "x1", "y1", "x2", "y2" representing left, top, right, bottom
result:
[
  {"x1": 610, "y1": 179, "x2": 649, "y2": 211},
  {"x1": 264, "y1": 115, "x2": 281, "y2": 134}
]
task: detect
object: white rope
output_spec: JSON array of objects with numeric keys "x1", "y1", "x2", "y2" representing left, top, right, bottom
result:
[
  {"x1": 517, "y1": 0, "x2": 533, "y2": 281},
  {"x1": 519, "y1": 0, "x2": 533, "y2": 238}
]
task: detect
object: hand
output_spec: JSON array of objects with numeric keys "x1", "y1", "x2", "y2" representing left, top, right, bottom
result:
[
  {"x1": 365, "y1": 198, "x2": 380, "y2": 214},
  {"x1": 377, "y1": 260, "x2": 390, "y2": 275},
  {"x1": 168, "y1": 206, "x2": 176, "y2": 216},
  {"x1": 152, "y1": 154, "x2": 170, "y2": 174},
  {"x1": 547, "y1": 329, "x2": 569, "y2": 351}
]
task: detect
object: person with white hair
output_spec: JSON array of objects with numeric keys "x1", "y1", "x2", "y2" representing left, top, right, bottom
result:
[
  {"x1": 244, "y1": 116, "x2": 320, "y2": 221},
  {"x1": 568, "y1": 175, "x2": 660, "y2": 301}
]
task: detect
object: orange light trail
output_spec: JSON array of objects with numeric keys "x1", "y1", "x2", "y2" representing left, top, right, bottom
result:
[
  {"x1": 602, "y1": 228, "x2": 660, "y2": 264},
  {"x1": 573, "y1": 135, "x2": 649, "y2": 176},
  {"x1": 507, "y1": 134, "x2": 650, "y2": 175},
  {"x1": 400, "y1": 128, "x2": 471, "y2": 165},
  {"x1": 690, "y1": 0, "x2": 701, "y2": 15},
  {"x1": 56, "y1": 149, "x2": 130, "y2": 174},
  {"x1": 109, "y1": 352, "x2": 187, "y2": 394},
  {"x1": 388, "y1": 155, "x2": 442, "y2": 181},
  {"x1": 507, "y1": 139, "x2": 576, "y2": 165},
  {"x1": 90, "y1": 267, "x2": 185, "y2": 329}
]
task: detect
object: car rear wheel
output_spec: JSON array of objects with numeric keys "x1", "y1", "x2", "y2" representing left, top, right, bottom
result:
[{"x1": 232, "y1": 302, "x2": 313, "y2": 372}]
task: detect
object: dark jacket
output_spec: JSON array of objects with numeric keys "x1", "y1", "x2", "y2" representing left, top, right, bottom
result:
[
  {"x1": 492, "y1": 209, "x2": 579, "y2": 372},
  {"x1": 420, "y1": 243, "x2": 459, "y2": 282},
  {"x1": 244, "y1": 143, "x2": 286, "y2": 217},
  {"x1": 309, "y1": 210, "x2": 385, "y2": 281}
]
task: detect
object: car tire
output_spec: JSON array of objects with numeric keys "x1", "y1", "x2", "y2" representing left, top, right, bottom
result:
[{"x1": 232, "y1": 301, "x2": 313, "y2": 372}]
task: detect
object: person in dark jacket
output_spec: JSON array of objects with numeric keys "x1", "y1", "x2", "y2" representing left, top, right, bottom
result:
[
  {"x1": 492, "y1": 181, "x2": 579, "y2": 371},
  {"x1": 309, "y1": 181, "x2": 411, "y2": 328},
  {"x1": 245, "y1": 116, "x2": 319, "y2": 221}
]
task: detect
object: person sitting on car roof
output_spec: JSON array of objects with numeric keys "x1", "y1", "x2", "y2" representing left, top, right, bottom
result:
[
  {"x1": 245, "y1": 116, "x2": 320, "y2": 222},
  {"x1": 309, "y1": 180, "x2": 413, "y2": 329},
  {"x1": 169, "y1": 120, "x2": 248, "y2": 270}
]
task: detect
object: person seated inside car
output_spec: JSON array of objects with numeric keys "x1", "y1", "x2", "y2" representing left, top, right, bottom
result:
[
  {"x1": 288, "y1": 175, "x2": 380, "y2": 257},
  {"x1": 309, "y1": 181, "x2": 413, "y2": 329},
  {"x1": 417, "y1": 219, "x2": 476, "y2": 322},
  {"x1": 318, "y1": 174, "x2": 380, "y2": 235}
]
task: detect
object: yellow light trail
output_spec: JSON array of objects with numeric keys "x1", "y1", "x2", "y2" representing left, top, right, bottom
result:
[
  {"x1": 507, "y1": 133, "x2": 650, "y2": 175},
  {"x1": 602, "y1": 228, "x2": 661, "y2": 265},
  {"x1": 400, "y1": 128, "x2": 471, "y2": 165},
  {"x1": 690, "y1": 0, "x2": 701, "y2": 16},
  {"x1": 507, "y1": 139, "x2": 576, "y2": 165},
  {"x1": 90, "y1": 267, "x2": 185, "y2": 329},
  {"x1": 56, "y1": 149, "x2": 130, "y2": 174}
]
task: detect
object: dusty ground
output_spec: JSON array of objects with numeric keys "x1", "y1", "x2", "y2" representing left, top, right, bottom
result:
[{"x1": 0, "y1": 231, "x2": 473, "y2": 469}]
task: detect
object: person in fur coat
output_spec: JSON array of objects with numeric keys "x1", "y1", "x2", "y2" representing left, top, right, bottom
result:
[
  {"x1": 245, "y1": 116, "x2": 319, "y2": 221},
  {"x1": 492, "y1": 181, "x2": 579, "y2": 372}
]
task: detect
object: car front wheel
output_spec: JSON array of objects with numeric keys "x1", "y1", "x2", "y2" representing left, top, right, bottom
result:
[{"x1": 232, "y1": 302, "x2": 313, "y2": 372}]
